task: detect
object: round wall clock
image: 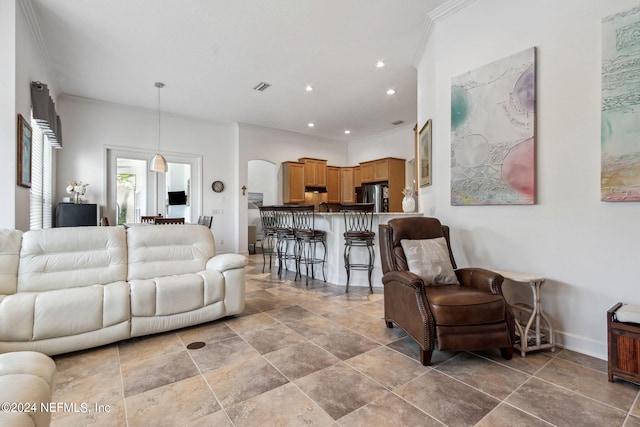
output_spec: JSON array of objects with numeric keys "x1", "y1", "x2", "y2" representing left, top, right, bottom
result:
[{"x1": 211, "y1": 180, "x2": 225, "y2": 193}]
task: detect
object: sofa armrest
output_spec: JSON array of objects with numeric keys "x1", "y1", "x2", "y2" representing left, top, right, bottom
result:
[
  {"x1": 455, "y1": 267, "x2": 504, "y2": 295},
  {"x1": 206, "y1": 253, "x2": 248, "y2": 272}
]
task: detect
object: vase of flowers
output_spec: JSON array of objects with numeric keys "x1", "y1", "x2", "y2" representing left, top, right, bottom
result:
[
  {"x1": 67, "y1": 181, "x2": 89, "y2": 204},
  {"x1": 401, "y1": 186, "x2": 415, "y2": 212}
]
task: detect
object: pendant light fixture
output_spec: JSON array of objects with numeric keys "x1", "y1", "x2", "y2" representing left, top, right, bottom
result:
[{"x1": 149, "y1": 82, "x2": 168, "y2": 173}]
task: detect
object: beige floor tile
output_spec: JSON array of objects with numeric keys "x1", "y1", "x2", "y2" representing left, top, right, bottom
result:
[
  {"x1": 224, "y1": 312, "x2": 279, "y2": 335},
  {"x1": 189, "y1": 336, "x2": 261, "y2": 372},
  {"x1": 264, "y1": 341, "x2": 341, "y2": 380},
  {"x1": 184, "y1": 409, "x2": 234, "y2": 426},
  {"x1": 395, "y1": 369, "x2": 500, "y2": 426},
  {"x1": 471, "y1": 347, "x2": 554, "y2": 375},
  {"x1": 241, "y1": 323, "x2": 308, "y2": 354},
  {"x1": 625, "y1": 415, "x2": 640, "y2": 427},
  {"x1": 118, "y1": 331, "x2": 184, "y2": 364},
  {"x1": 264, "y1": 305, "x2": 317, "y2": 323},
  {"x1": 176, "y1": 320, "x2": 238, "y2": 345},
  {"x1": 225, "y1": 383, "x2": 333, "y2": 427},
  {"x1": 348, "y1": 317, "x2": 407, "y2": 345},
  {"x1": 295, "y1": 363, "x2": 387, "y2": 420},
  {"x1": 121, "y1": 350, "x2": 199, "y2": 397},
  {"x1": 338, "y1": 392, "x2": 441, "y2": 427},
  {"x1": 203, "y1": 356, "x2": 288, "y2": 407},
  {"x1": 312, "y1": 328, "x2": 380, "y2": 360},
  {"x1": 283, "y1": 313, "x2": 351, "y2": 340},
  {"x1": 346, "y1": 346, "x2": 428, "y2": 389},
  {"x1": 386, "y1": 335, "x2": 458, "y2": 366},
  {"x1": 53, "y1": 344, "x2": 119, "y2": 379},
  {"x1": 506, "y1": 377, "x2": 627, "y2": 426},
  {"x1": 436, "y1": 352, "x2": 529, "y2": 399},
  {"x1": 50, "y1": 401, "x2": 126, "y2": 427},
  {"x1": 125, "y1": 375, "x2": 219, "y2": 427},
  {"x1": 556, "y1": 348, "x2": 608, "y2": 373},
  {"x1": 476, "y1": 403, "x2": 552, "y2": 427},
  {"x1": 535, "y1": 357, "x2": 639, "y2": 411}
]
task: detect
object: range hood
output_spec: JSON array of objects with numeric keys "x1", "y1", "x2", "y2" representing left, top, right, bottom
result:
[{"x1": 304, "y1": 186, "x2": 327, "y2": 193}]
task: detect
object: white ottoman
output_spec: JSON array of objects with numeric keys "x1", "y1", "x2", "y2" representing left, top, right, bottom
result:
[{"x1": 0, "y1": 351, "x2": 57, "y2": 427}]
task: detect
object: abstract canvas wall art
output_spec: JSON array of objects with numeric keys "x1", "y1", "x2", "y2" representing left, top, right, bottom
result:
[
  {"x1": 601, "y1": 6, "x2": 640, "y2": 202},
  {"x1": 451, "y1": 47, "x2": 536, "y2": 205}
]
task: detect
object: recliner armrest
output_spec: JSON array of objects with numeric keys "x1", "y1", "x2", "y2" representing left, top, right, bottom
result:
[
  {"x1": 455, "y1": 267, "x2": 504, "y2": 295},
  {"x1": 382, "y1": 270, "x2": 426, "y2": 291},
  {"x1": 206, "y1": 254, "x2": 248, "y2": 272}
]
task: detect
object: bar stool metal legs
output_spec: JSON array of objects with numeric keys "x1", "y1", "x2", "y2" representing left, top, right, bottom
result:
[
  {"x1": 291, "y1": 205, "x2": 326, "y2": 285},
  {"x1": 342, "y1": 203, "x2": 375, "y2": 293},
  {"x1": 259, "y1": 206, "x2": 277, "y2": 273}
]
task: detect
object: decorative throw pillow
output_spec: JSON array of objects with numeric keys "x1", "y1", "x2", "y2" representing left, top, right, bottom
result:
[{"x1": 400, "y1": 237, "x2": 460, "y2": 285}]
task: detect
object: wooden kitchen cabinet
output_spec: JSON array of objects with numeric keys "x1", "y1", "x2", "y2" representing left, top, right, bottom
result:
[
  {"x1": 354, "y1": 166, "x2": 361, "y2": 188},
  {"x1": 282, "y1": 161, "x2": 305, "y2": 203},
  {"x1": 340, "y1": 167, "x2": 355, "y2": 203},
  {"x1": 298, "y1": 158, "x2": 327, "y2": 187},
  {"x1": 360, "y1": 161, "x2": 374, "y2": 183},
  {"x1": 326, "y1": 166, "x2": 341, "y2": 204},
  {"x1": 357, "y1": 157, "x2": 406, "y2": 212}
]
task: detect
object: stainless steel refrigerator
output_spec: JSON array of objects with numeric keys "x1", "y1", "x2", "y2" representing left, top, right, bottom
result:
[{"x1": 362, "y1": 183, "x2": 389, "y2": 212}]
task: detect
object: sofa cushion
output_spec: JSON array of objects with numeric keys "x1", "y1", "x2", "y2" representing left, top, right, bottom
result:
[
  {"x1": 400, "y1": 238, "x2": 459, "y2": 285},
  {"x1": 0, "y1": 351, "x2": 56, "y2": 427},
  {"x1": 127, "y1": 225, "x2": 215, "y2": 281},
  {"x1": 18, "y1": 226, "x2": 127, "y2": 292},
  {"x1": 0, "y1": 229, "x2": 22, "y2": 295},
  {"x1": 130, "y1": 270, "x2": 224, "y2": 317}
]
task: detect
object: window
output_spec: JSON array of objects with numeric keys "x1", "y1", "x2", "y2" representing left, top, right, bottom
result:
[{"x1": 29, "y1": 115, "x2": 54, "y2": 230}]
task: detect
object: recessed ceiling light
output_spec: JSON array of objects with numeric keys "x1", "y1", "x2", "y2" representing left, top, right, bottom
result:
[
  {"x1": 344, "y1": 130, "x2": 351, "y2": 134},
  {"x1": 376, "y1": 60, "x2": 386, "y2": 68},
  {"x1": 386, "y1": 89, "x2": 396, "y2": 95},
  {"x1": 305, "y1": 85, "x2": 314, "y2": 92},
  {"x1": 308, "y1": 122, "x2": 315, "y2": 127}
]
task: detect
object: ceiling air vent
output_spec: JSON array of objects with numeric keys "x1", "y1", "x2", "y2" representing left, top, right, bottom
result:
[
  {"x1": 253, "y1": 82, "x2": 272, "y2": 91},
  {"x1": 391, "y1": 120, "x2": 404, "y2": 126}
]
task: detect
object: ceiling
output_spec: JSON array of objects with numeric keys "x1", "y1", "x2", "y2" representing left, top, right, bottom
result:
[{"x1": 30, "y1": 0, "x2": 447, "y2": 142}]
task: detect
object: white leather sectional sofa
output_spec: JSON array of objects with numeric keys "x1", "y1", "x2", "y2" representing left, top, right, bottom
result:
[{"x1": 0, "y1": 224, "x2": 247, "y2": 355}]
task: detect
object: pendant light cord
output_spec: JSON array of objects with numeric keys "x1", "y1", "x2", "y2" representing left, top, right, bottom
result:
[{"x1": 155, "y1": 82, "x2": 164, "y2": 152}]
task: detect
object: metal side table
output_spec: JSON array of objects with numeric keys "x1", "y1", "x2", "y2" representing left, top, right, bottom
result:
[{"x1": 495, "y1": 270, "x2": 556, "y2": 357}]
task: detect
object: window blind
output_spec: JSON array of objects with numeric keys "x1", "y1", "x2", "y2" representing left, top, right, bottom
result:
[{"x1": 29, "y1": 116, "x2": 53, "y2": 229}]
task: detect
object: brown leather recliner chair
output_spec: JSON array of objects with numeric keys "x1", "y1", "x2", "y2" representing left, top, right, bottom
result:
[{"x1": 379, "y1": 217, "x2": 514, "y2": 366}]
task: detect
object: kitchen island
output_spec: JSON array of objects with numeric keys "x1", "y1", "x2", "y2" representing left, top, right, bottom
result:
[{"x1": 304, "y1": 212, "x2": 423, "y2": 290}]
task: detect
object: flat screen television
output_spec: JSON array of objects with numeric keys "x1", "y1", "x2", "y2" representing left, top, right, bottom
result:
[{"x1": 168, "y1": 191, "x2": 187, "y2": 205}]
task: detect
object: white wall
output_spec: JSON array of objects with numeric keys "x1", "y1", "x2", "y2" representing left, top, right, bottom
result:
[
  {"x1": 57, "y1": 96, "x2": 239, "y2": 253},
  {"x1": 1, "y1": 0, "x2": 57, "y2": 230},
  {"x1": 418, "y1": 0, "x2": 640, "y2": 359},
  {"x1": 347, "y1": 123, "x2": 415, "y2": 165},
  {"x1": 0, "y1": 0, "x2": 17, "y2": 229}
]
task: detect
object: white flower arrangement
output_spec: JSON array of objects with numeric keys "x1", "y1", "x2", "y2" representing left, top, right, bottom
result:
[{"x1": 67, "y1": 181, "x2": 89, "y2": 196}]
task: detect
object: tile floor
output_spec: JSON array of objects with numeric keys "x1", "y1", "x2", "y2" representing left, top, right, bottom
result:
[{"x1": 50, "y1": 254, "x2": 640, "y2": 426}]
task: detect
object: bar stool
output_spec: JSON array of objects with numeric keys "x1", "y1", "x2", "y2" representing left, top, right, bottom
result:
[
  {"x1": 342, "y1": 203, "x2": 375, "y2": 293},
  {"x1": 259, "y1": 206, "x2": 277, "y2": 272},
  {"x1": 291, "y1": 205, "x2": 326, "y2": 285},
  {"x1": 273, "y1": 206, "x2": 296, "y2": 277}
]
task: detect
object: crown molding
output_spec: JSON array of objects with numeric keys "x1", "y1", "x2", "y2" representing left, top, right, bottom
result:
[
  {"x1": 413, "y1": 0, "x2": 477, "y2": 67},
  {"x1": 19, "y1": 0, "x2": 57, "y2": 91}
]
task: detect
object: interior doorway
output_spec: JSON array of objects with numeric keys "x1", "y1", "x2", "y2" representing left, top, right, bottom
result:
[{"x1": 247, "y1": 159, "x2": 277, "y2": 239}]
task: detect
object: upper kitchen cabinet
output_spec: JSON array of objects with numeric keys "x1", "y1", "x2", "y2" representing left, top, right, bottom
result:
[
  {"x1": 360, "y1": 158, "x2": 405, "y2": 184},
  {"x1": 340, "y1": 167, "x2": 356, "y2": 203},
  {"x1": 326, "y1": 166, "x2": 341, "y2": 204},
  {"x1": 282, "y1": 161, "x2": 305, "y2": 203},
  {"x1": 298, "y1": 158, "x2": 327, "y2": 187}
]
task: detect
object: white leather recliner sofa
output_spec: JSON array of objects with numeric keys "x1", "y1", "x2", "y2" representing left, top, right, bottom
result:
[{"x1": 0, "y1": 224, "x2": 247, "y2": 355}]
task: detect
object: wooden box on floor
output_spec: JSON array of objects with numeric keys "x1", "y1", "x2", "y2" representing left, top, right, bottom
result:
[{"x1": 608, "y1": 302, "x2": 640, "y2": 384}]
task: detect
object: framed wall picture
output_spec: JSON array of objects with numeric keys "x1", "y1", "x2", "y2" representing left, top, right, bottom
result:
[
  {"x1": 17, "y1": 114, "x2": 32, "y2": 188},
  {"x1": 418, "y1": 119, "x2": 432, "y2": 187}
]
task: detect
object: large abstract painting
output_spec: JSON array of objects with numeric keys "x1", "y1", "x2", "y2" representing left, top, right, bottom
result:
[
  {"x1": 451, "y1": 47, "x2": 536, "y2": 205},
  {"x1": 601, "y1": 6, "x2": 640, "y2": 202}
]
